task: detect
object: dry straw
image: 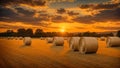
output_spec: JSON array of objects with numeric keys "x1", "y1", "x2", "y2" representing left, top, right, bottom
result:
[
  {"x1": 23, "y1": 37, "x2": 32, "y2": 46},
  {"x1": 106, "y1": 37, "x2": 120, "y2": 47},
  {"x1": 79, "y1": 37, "x2": 98, "y2": 54},
  {"x1": 53, "y1": 37, "x2": 64, "y2": 46}
]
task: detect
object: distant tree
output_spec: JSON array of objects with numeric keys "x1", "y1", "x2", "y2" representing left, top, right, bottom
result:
[
  {"x1": 6, "y1": 30, "x2": 14, "y2": 36},
  {"x1": 17, "y1": 28, "x2": 26, "y2": 37},
  {"x1": 34, "y1": 29, "x2": 43, "y2": 37},
  {"x1": 117, "y1": 30, "x2": 120, "y2": 37},
  {"x1": 77, "y1": 33, "x2": 82, "y2": 37},
  {"x1": 83, "y1": 31, "x2": 90, "y2": 36},
  {"x1": 90, "y1": 32, "x2": 97, "y2": 37},
  {"x1": 108, "y1": 32, "x2": 114, "y2": 36},
  {"x1": 26, "y1": 28, "x2": 33, "y2": 37}
]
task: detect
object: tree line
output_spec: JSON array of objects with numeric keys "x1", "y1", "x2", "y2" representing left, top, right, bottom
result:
[{"x1": 0, "y1": 28, "x2": 120, "y2": 37}]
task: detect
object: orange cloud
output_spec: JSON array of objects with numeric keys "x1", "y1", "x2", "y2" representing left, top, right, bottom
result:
[{"x1": 0, "y1": 0, "x2": 120, "y2": 33}]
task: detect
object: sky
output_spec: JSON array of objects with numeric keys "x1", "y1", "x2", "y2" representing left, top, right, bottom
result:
[{"x1": 0, "y1": 0, "x2": 120, "y2": 32}]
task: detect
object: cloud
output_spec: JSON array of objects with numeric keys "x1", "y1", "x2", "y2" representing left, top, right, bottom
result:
[
  {"x1": 0, "y1": 6, "x2": 19, "y2": 22},
  {"x1": 95, "y1": 26, "x2": 120, "y2": 30},
  {"x1": 68, "y1": 11, "x2": 79, "y2": 16},
  {"x1": 15, "y1": 7, "x2": 35, "y2": 16},
  {"x1": 0, "y1": 0, "x2": 46, "y2": 6},
  {"x1": 0, "y1": 6, "x2": 51, "y2": 26},
  {"x1": 0, "y1": 24, "x2": 24, "y2": 29},
  {"x1": 46, "y1": 26, "x2": 60, "y2": 29},
  {"x1": 75, "y1": 27, "x2": 85, "y2": 29},
  {"x1": 51, "y1": 15, "x2": 68, "y2": 23},
  {"x1": 0, "y1": 5, "x2": 71, "y2": 25},
  {"x1": 111, "y1": 0, "x2": 120, "y2": 3},
  {"x1": 79, "y1": 2, "x2": 120, "y2": 10},
  {"x1": 0, "y1": 6, "x2": 36, "y2": 23},
  {"x1": 57, "y1": 8, "x2": 66, "y2": 14},
  {"x1": 72, "y1": 16, "x2": 95, "y2": 24},
  {"x1": 35, "y1": 13, "x2": 50, "y2": 22},
  {"x1": 73, "y1": 7, "x2": 120, "y2": 24},
  {"x1": 0, "y1": 22, "x2": 37, "y2": 30}
]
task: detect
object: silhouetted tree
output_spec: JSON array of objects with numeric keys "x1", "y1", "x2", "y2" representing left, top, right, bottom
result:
[
  {"x1": 17, "y1": 28, "x2": 26, "y2": 37},
  {"x1": 108, "y1": 32, "x2": 113, "y2": 36},
  {"x1": 34, "y1": 29, "x2": 43, "y2": 37},
  {"x1": 91, "y1": 32, "x2": 98, "y2": 37},
  {"x1": 117, "y1": 30, "x2": 120, "y2": 37},
  {"x1": 83, "y1": 31, "x2": 90, "y2": 36},
  {"x1": 26, "y1": 28, "x2": 33, "y2": 37},
  {"x1": 6, "y1": 30, "x2": 14, "y2": 36}
]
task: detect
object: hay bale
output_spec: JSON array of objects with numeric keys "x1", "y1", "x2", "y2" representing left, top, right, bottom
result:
[
  {"x1": 40, "y1": 37, "x2": 43, "y2": 40},
  {"x1": 23, "y1": 37, "x2": 32, "y2": 46},
  {"x1": 41, "y1": 37, "x2": 45, "y2": 40},
  {"x1": 106, "y1": 37, "x2": 120, "y2": 47},
  {"x1": 14, "y1": 37, "x2": 18, "y2": 40},
  {"x1": 7, "y1": 37, "x2": 14, "y2": 40},
  {"x1": 69, "y1": 37, "x2": 81, "y2": 51},
  {"x1": 64, "y1": 37, "x2": 68, "y2": 40},
  {"x1": 113, "y1": 32, "x2": 117, "y2": 37},
  {"x1": 96, "y1": 37, "x2": 98, "y2": 40},
  {"x1": 11, "y1": 37, "x2": 14, "y2": 40},
  {"x1": 79, "y1": 37, "x2": 98, "y2": 54},
  {"x1": 46, "y1": 37, "x2": 54, "y2": 43},
  {"x1": 7, "y1": 37, "x2": 11, "y2": 40},
  {"x1": 53, "y1": 37, "x2": 64, "y2": 46},
  {"x1": 19, "y1": 37, "x2": 23, "y2": 40},
  {"x1": 100, "y1": 37, "x2": 105, "y2": 41}
]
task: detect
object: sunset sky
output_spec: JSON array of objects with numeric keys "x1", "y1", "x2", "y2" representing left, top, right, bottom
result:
[{"x1": 0, "y1": 0, "x2": 120, "y2": 32}]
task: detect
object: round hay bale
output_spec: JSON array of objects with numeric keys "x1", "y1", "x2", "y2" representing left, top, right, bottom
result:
[
  {"x1": 40, "y1": 37, "x2": 43, "y2": 40},
  {"x1": 7, "y1": 37, "x2": 11, "y2": 40},
  {"x1": 69, "y1": 37, "x2": 81, "y2": 51},
  {"x1": 41, "y1": 37, "x2": 45, "y2": 40},
  {"x1": 7, "y1": 37, "x2": 14, "y2": 40},
  {"x1": 113, "y1": 32, "x2": 117, "y2": 37},
  {"x1": 95, "y1": 37, "x2": 98, "y2": 40},
  {"x1": 14, "y1": 37, "x2": 18, "y2": 40},
  {"x1": 64, "y1": 37, "x2": 68, "y2": 40},
  {"x1": 46, "y1": 37, "x2": 54, "y2": 43},
  {"x1": 11, "y1": 37, "x2": 14, "y2": 40},
  {"x1": 79, "y1": 37, "x2": 98, "y2": 54},
  {"x1": 106, "y1": 37, "x2": 120, "y2": 47},
  {"x1": 53, "y1": 37, "x2": 64, "y2": 46},
  {"x1": 19, "y1": 37, "x2": 23, "y2": 40},
  {"x1": 100, "y1": 37, "x2": 105, "y2": 41},
  {"x1": 23, "y1": 37, "x2": 32, "y2": 46}
]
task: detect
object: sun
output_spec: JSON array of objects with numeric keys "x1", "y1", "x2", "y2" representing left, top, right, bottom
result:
[{"x1": 60, "y1": 29, "x2": 65, "y2": 33}]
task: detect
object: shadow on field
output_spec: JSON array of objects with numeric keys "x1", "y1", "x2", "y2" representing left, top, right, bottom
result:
[
  {"x1": 50, "y1": 45, "x2": 64, "y2": 53},
  {"x1": 110, "y1": 47, "x2": 120, "y2": 50},
  {"x1": 66, "y1": 50, "x2": 97, "y2": 55},
  {"x1": 20, "y1": 45, "x2": 32, "y2": 48}
]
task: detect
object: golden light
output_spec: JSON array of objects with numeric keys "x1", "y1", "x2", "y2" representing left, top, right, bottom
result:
[{"x1": 60, "y1": 29, "x2": 65, "y2": 33}]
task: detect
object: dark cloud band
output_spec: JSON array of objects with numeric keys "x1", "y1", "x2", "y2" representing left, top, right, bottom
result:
[
  {"x1": 0, "y1": 0, "x2": 46, "y2": 6},
  {"x1": 73, "y1": 7, "x2": 120, "y2": 24},
  {"x1": 79, "y1": 3, "x2": 120, "y2": 9}
]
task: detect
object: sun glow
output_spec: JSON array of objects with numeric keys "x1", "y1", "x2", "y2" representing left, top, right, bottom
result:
[{"x1": 60, "y1": 29, "x2": 65, "y2": 32}]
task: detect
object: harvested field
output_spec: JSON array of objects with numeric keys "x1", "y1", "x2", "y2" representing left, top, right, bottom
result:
[{"x1": 0, "y1": 38, "x2": 120, "y2": 68}]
